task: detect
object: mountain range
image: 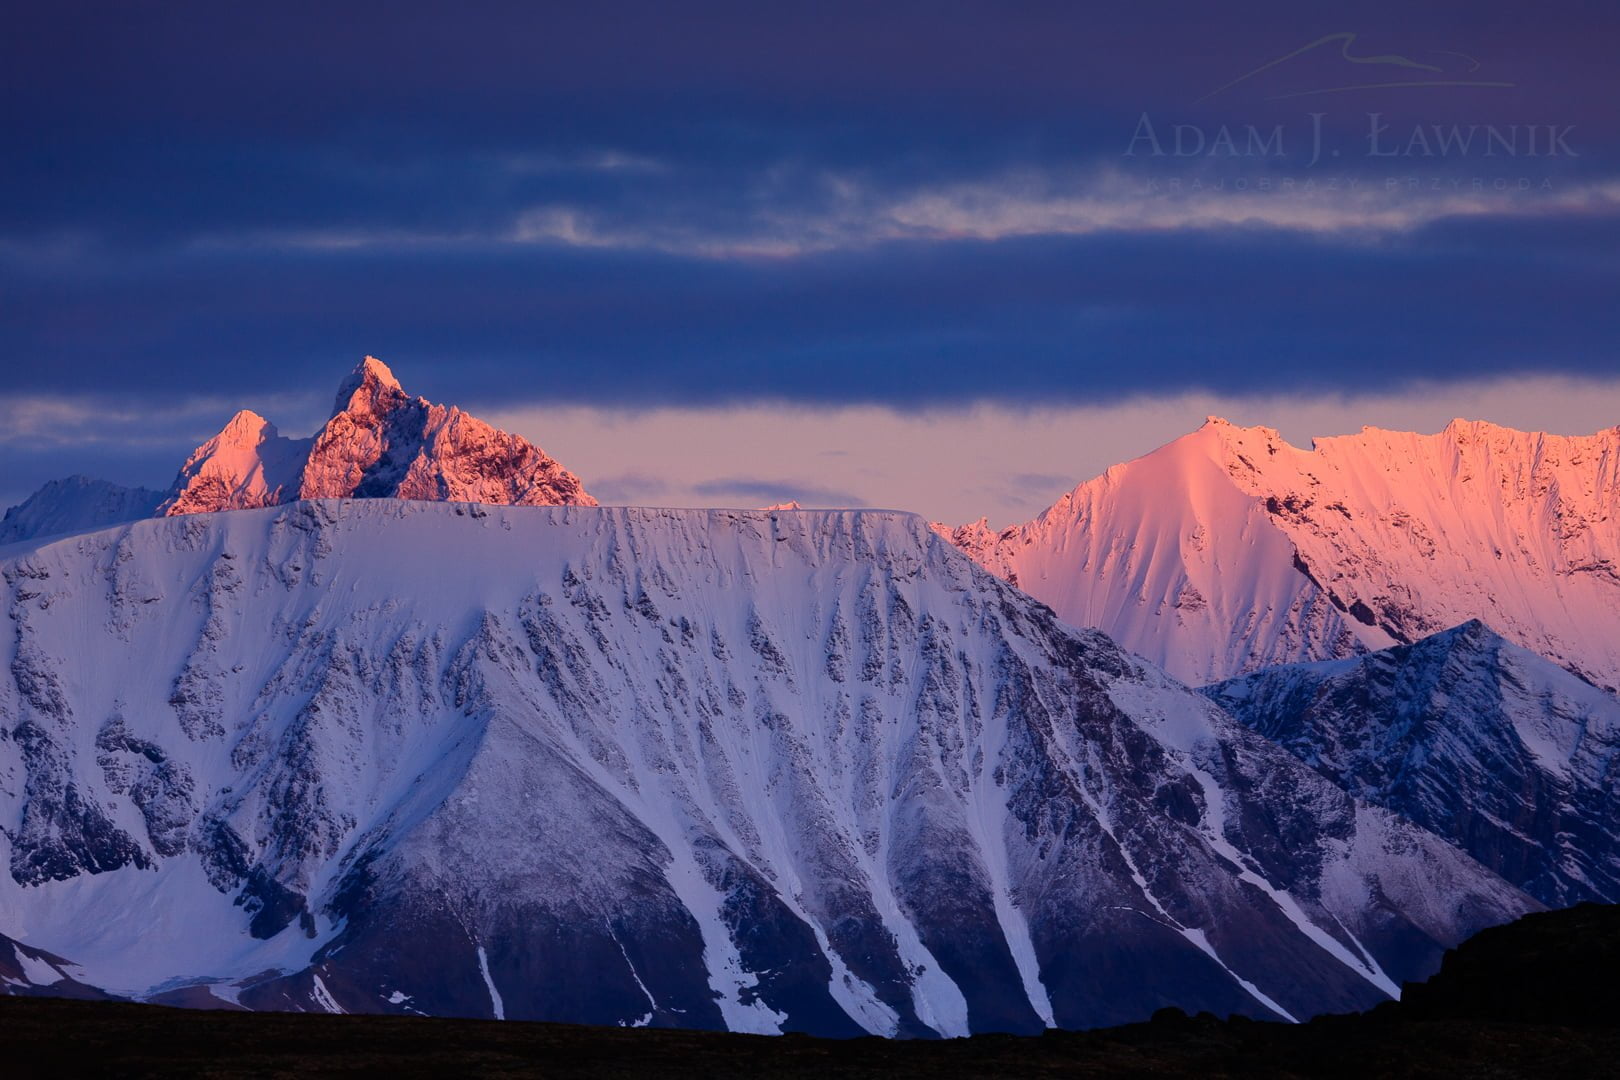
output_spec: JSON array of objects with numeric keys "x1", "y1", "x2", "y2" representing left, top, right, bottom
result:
[
  {"x1": 0, "y1": 501, "x2": 1533, "y2": 1031},
  {"x1": 935, "y1": 416, "x2": 1620, "y2": 691},
  {"x1": 0, "y1": 359, "x2": 1614, "y2": 1038},
  {"x1": 1, "y1": 358, "x2": 593, "y2": 548}
]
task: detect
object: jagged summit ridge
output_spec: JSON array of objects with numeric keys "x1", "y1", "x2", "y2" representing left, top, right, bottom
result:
[
  {"x1": 1205, "y1": 619, "x2": 1620, "y2": 906},
  {"x1": 158, "y1": 357, "x2": 595, "y2": 515},
  {"x1": 936, "y1": 417, "x2": 1620, "y2": 688}
]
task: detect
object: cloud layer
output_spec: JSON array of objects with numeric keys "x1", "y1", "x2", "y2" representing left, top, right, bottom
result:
[{"x1": 3, "y1": 3, "x2": 1616, "y2": 504}]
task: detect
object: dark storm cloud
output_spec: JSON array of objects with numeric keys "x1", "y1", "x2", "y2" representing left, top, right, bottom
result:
[{"x1": 4, "y1": 218, "x2": 1616, "y2": 409}]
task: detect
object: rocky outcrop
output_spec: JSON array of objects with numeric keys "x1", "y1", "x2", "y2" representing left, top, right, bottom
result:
[
  {"x1": 158, "y1": 357, "x2": 594, "y2": 515},
  {"x1": 0, "y1": 930, "x2": 117, "y2": 999},
  {"x1": 1205, "y1": 621, "x2": 1620, "y2": 907}
]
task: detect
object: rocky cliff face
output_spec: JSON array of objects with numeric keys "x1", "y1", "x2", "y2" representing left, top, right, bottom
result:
[
  {"x1": 158, "y1": 357, "x2": 594, "y2": 515},
  {"x1": 0, "y1": 503, "x2": 1531, "y2": 1031},
  {"x1": 1204, "y1": 621, "x2": 1620, "y2": 908},
  {"x1": 937, "y1": 417, "x2": 1620, "y2": 689}
]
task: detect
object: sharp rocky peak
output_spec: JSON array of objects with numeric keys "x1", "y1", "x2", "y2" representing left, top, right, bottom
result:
[
  {"x1": 158, "y1": 357, "x2": 596, "y2": 515},
  {"x1": 1436, "y1": 618, "x2": 1495, "y2": 644},
  {"x1": 214, "y1": 409, "x2": 279, "y2": 446},
  {"x1": 331, "y1": 356, "x2": 407, "y2": 418}
]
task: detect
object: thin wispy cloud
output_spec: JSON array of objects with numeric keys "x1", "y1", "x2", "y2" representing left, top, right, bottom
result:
[
  {"x1": 0, "y1": 392, "x2": 322, "y2": 448},
  {"x1": 495, "y1": 150, "x2": 668, "y2": 176},
  {"x1": 189, "y1": 169, "x2": 1620, "y2": 260}
]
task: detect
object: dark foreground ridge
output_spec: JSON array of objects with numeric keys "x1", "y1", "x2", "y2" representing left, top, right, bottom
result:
[{"x1": 4, "y1": 904, "x2": 1618, "y2": 1078}]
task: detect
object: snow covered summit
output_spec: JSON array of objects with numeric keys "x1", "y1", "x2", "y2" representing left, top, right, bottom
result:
[
  {"x1": 936, "y1": 417, "x2": 1620, "y2": 689},
  {"x1": 0, "y1": 477, "x2": 164, "y2": 546},
  {"x1": 2, "y1": 359, "x2": 596, "y2": 543},
  {"x1": 159, "y1": 356, "x2": 595, "y2": 514}
]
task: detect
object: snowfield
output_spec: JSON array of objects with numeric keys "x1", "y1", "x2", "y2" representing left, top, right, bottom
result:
[
  {"x1": 937, "y1": 417, "x2": 1620, "y2": 689},
  {"x1": 0, "y1": 500, "x2": 1533, "y2": 1033}
]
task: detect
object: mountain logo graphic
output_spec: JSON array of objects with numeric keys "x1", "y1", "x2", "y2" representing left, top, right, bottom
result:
[{"x1": 1199, "y1": 31, "x2": 1515, "y2": 102}]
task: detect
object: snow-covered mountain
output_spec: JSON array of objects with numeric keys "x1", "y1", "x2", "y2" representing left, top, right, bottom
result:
[
  {"x1": 936, "y1": 417, "x2": 1620, "y2": 689},
  {"x1": 160, "y1": 357, "x2": 595, "y2": 514},
  {"x1": 0, "y1": 502, "x2": 1531, "y2": 1032},
  {"x1": 0, "y1": 478, "x2": 163, "y2": 546},
  {"x1": 1204, "y1": 621, "x2": 1620, "y2": 908},
  {"x1": 0, "y1": 929, "x2": 112, "y2": 999},
  {"x1": 3, "y1": 359, "x2": 594, "y2": 543}
]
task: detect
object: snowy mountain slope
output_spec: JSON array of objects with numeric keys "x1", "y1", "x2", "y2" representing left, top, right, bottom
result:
[
  {"x1": 0, "y1": 502, "x2": 1531, "y2": 1034},
  {"x1": 160, "y1": 357, "x2": 594, "y2": 515},
  {"x1": 0, "y1": 929, "x2": 115, "y2": 999},
  {"x1": 1204, "y1": 621, "x2": 1620, "y2": 908},
  {"x1": 0, "y1": 478, "x2": 163, "y2": 546},
  {"x1": 936, "y1": 417, "x2": 1620, "y2": 688},
  {"x1": 160, "y1": 410, "x2": 310, "y2": 515}
]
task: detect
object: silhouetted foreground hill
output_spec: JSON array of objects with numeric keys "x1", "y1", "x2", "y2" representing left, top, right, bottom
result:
[{"x1": 3, "y1": 904, "x2": 1618, "y2": 1078}]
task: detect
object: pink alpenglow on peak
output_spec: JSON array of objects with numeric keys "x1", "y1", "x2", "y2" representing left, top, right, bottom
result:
[
  {"x1": 935, "y1": 416, "x2": 1620, "y2": 690},
  {"x1": 159, "y1": 357, "x2": 595, "y2": 515},
  {"x1": 159, "y1": 410, "x2": 309, "y2": 516}
]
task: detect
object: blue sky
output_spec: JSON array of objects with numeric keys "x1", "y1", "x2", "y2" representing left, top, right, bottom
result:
[{"x1": 3, "y1": 2, "x2": 1617, "y2": 514}]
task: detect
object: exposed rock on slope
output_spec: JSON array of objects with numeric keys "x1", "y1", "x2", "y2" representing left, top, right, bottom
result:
[
  {"x1": 159, "y1": 357, "x2": 594, "y2": 515},
  {"x1": 0, "y1": 929, "x2": 113, "y2": 999},
  {"x1": 0, "y1": 503, "x2": 1530, "y2": 1033},
  {"x1": 1204, "y1": 621, "x2": 1620, "y2": 907},
  {"x1": 6, "y1": 904, "x2": 1620, "y2": 1076},
  {"x1": 937, "y1": 417, "x2": 1620, "y2": 688}
]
